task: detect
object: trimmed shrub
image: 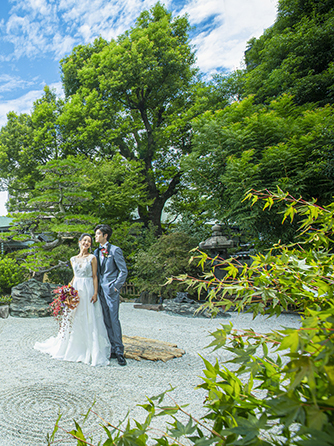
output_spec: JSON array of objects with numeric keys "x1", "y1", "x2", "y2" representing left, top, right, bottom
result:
[
  {"x1": 0, "y1": 257, "x2": 25, "y2": 294},
  {"x1": 132, "y1": 231, "x2": 201, "y2": 299}
]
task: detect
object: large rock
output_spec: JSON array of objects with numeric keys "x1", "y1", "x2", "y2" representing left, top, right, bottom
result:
[
  {"x1": 10, "y1": 279, "x2": 60, "y2": 318},
  {"x1": 0, "y1": 305, "x2": 9, "y2": 319},
  {"x1": 163, "y1": 299, "x2": 231, "y2": 318},
  {"x1": 135, "y1": 291, "x2": 159, "y2": 304}
]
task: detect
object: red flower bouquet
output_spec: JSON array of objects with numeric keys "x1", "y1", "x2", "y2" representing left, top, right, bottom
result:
[{"x1": 50, "y1": 285, "x2": 80, "y2": 333}]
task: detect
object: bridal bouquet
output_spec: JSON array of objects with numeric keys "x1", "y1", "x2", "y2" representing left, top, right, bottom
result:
[{"x1": 50, "y1": 285, "x2": 80, "y2": 333}]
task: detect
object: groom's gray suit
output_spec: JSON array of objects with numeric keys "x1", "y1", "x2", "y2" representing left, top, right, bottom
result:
[{"x1": 94, "y1": 242, "x2": 128, "y2": 355}]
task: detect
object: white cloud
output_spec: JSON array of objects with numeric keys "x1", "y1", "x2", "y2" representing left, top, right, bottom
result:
[
  {"x1": 0, "y1": 74, "x2": 35, "y2": 94},
  {"x1": 181, "y1": 0, "x2": 223, "y2": 24},
  {"x1": 4, "y1": 12, "x2": 51, "y2": 59},
  {"x1": 2, "y1": 0, "x2": 173, "y2": 61},
  {"x1": 0, "y1": 89, "x2": 38, "y2": 127},
  {"x1": 59, "y1": 0, "x2": 162, "y2": 43},
  {"x1": 11, "y1": 0, "x2": 54, "y2": 17},
  {"x1": 182, "y1": 0, "x2": 277, "y2": 72},
  {"x1": 52, "y1": 33, "x2": 76, "y2": 59},
  {"x1": 1, "y1": 0, "x2": 278, "y2": 76},
  {"x1": 0, "y1": 82, "x2": 64, "y2": 128},
  {"x1": 0, "y1": 81, "x2": 63, "y2": 128},
  {"x1": 3, "y1": 0, "x2": 58, "y2": 59}
]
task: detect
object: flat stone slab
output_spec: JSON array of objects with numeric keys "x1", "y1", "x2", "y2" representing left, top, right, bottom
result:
[
  {"x1": 133, "y1": 304, "x2": 163, "y2": 311},
  {"x1": 123, "y1": 335, "x2": 185, "y2": 362}
]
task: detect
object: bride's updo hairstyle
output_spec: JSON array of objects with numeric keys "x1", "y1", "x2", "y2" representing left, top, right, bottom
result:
[{"x1": 78, "y1": 233, "x2": 93, "y2": 252}]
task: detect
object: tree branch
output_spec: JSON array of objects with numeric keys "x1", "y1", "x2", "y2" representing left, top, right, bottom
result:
[{"x1": 161, "y1": 171, "x2": 182, "y2": 202}]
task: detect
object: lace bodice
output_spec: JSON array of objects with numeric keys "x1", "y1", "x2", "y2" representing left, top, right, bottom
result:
[{"x1": 70, "y1": 254, "x2": 94, "y2": 278}]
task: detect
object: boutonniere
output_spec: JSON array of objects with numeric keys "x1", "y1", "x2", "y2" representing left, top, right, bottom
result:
[{"x1": 101, "y1": 248, "x2": 109, "y2": 258}]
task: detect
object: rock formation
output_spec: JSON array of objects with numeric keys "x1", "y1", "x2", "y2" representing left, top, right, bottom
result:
[{"x1": 10, "y1": 279, "x2": 60, "y2": 317}]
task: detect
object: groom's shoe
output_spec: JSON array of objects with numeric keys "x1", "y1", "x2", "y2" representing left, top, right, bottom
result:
[
  {"x1": 110, "y1": 352, "x2": 117, "y2": 359},
  {"x1": 116, "y1": 354, "x2": 127, "y2": 366}
]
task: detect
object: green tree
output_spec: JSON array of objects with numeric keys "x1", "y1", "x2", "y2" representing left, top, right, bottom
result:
[
  {"x1": 5, "y1": 155, "x2": 147, "y2": 279},
  {"x1": 31, "y1": 86, "x2": 64, "y2": 161},
  {"x1": 181, "y1": 95, "x2": 334, "y2": 246},
  {"x1": 0, "y1": 111, "x2": 36, "y2": 205},
  {"x1": 0, "y1": 86, "x2": 65, "y2": 210},
  {"x1": 59, "y1": 2, "x2": 199, "y2": 234},
  {"x1": 6, "y1": 157, "x2": 96, "y2": 280},
  {"x1": 170, "y1": 0, "x2": 334, "y2": 246},
  {"x1": 244, "y1": 0, "x2": 334, "y2": 105},
  {"x1": 80, "y1": 154, "x2": 148, "y2": 224}
]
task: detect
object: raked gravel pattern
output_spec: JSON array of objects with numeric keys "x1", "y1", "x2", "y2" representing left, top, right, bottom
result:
[{"x1": 0, "y1": 303, "x2": 301, "y2": 446}]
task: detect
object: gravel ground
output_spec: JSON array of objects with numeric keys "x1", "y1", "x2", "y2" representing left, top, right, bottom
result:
[{"x1": 0, "y1": 303, "x2": 301, "y2": 446}]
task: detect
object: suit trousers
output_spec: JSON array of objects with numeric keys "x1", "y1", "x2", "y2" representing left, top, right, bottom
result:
[{"x1": 98, "y1": 287, "x2": 124, "y2": 355}]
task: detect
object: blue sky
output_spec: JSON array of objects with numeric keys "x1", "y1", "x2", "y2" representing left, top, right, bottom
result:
[{"x1": 0, "y1": 0, "x2": 277, "y2": 215}]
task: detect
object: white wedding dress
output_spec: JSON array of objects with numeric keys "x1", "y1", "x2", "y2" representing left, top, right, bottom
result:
[{"x1": 34, "y1": 254, "x2": 110, "y2": 366}]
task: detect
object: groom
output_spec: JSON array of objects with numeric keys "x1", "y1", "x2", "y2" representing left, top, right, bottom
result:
[{"x1": 94, "y1": 224, "x2": 128, "y2": 366}]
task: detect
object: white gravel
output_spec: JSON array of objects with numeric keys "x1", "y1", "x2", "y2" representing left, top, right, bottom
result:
[{"x1": 0, "y1": 303, "x2": 301, "y2": 445}]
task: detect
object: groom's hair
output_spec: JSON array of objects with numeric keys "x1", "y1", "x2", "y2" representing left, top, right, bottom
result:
[{"x1": 94, "y1": 224, "x2": 113, "y2": 241}]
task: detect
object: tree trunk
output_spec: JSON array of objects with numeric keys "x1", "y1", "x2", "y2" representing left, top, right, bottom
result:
[{"x1": 138, "y1": 171, "x2": 182, "y2": 235}]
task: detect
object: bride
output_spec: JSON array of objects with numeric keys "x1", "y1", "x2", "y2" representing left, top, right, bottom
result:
[{"x1": 34, "y1": 233, "x2": 111, "y2": 366}]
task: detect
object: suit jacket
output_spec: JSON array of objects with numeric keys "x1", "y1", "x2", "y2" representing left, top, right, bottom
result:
[{"x1": 94, "y1": 242, "x2": 128, "y2": 297}]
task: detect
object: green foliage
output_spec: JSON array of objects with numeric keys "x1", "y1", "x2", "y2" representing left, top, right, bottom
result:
[
  {"x1": 0, "y1": 111, "x2": 36, "y2": 200},
  {"x1": 5, "y1": 156, "x2": 98, "y2": 278},
  {"x1": 171, "y1": 212, "x2": 213, "y2": 247},
  {"x1": 105, "y1": 221, "x2": 157, "y2": 282},
  {"x1": 3, "y1": 152, "x2": 146, "y2": 278},
  {"x1": 132, "y1": 231, "x2": 200, "y2": 297},
  {"x1": 0, "y1": 295, "x2": 12, "y2": 305},
  {"x1": 31, "y1": 86, "x2": 65, "y2": 160},
  {"x1": 178, "y1": 189, "x2": 334, "y2": 316},
  {"x1": 244, "y1": 0, "x2": 334, "y2": 106},
  {"x1": 183, "y1": 94, "x2": 334, "y2": 246},
  {"x1": 42, "y1": 244, "x2": 78, "y2": 285},
  {"x1": 0, "y1": 257, "x2": 25, "y2": 293},
  {"x1": 169, "y1": 190, "x2": 334, "y2": 444},
  {"x1": 1, "y1": 0, "x2": 334, "y2": 277},
  {"x1": 0, "y1": 86, "x2": 64, "y2": 209},
  {"x1": 173, "y1": 1, "x2": 334, "y2": 246},
  {"x1": 80, "y1": 153, "x2": 149, "y2": 224},
  {"x1": 60, "y1": 37, "x2": 108, "y2": 98},
  {"x1": 0, "y1": 3, "x2": 205, "y2": 235},
  {"x1": 210, "y1": 70, "x2": 246, "y2": 105}
]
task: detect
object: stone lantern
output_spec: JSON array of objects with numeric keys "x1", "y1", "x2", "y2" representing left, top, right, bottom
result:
[
  {"x1": 199, "y1": 224, "x2": 234, "y2": 281},
  {"x1": 199, "y1": 224, "x2": 234, "y2": 259}
]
